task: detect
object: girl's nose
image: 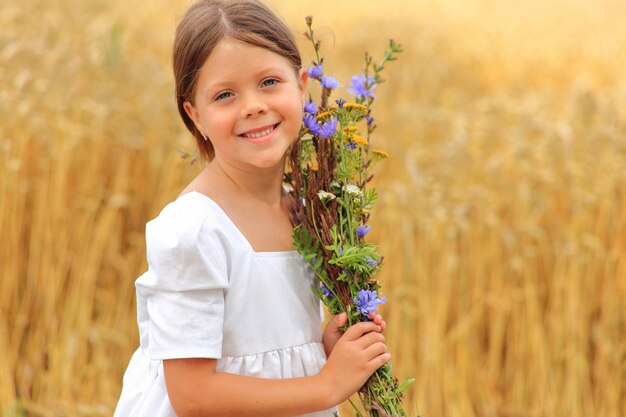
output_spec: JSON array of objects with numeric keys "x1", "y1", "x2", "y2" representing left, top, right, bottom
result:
[{"x1": 241, "y1": 93, "x2": 268, "y2": 118}]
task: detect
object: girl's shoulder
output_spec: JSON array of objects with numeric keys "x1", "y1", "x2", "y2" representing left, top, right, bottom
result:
[
  {"x1": 146, "y1": 191, "x2": 227, "y2": 253},
  {"x1": 141, "y1": 191, "x2": 230, "y2": 293},
  {"x1": 151, "y1": 191, "x2": 215, "y2": 227}
]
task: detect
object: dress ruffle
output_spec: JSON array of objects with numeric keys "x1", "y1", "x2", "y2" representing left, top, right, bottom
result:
[
  {"x1": 217, "y1": 342, "x2": 327, "y2": 378},
  {"x1": 115, "y1": 343, "x2": 336, "y2": 417}
]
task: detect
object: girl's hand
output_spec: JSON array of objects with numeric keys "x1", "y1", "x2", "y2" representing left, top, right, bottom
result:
[
  {"x1": 322, "y1": 312, "x2": 348, "y2": 357},
  {"x1": 322, "y1": 312, "x2": 386, "y2": 357},
  {"x1": 319, "y1": 321, "x2": 391, "y2": 406}
]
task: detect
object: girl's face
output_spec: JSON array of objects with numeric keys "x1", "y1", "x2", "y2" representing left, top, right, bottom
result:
[{"x1": 184, "y1": 38, "x2": 307, "y2": 172}]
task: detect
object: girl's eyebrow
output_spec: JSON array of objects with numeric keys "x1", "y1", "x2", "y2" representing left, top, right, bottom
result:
[{"x1": 253, "y1": 65, "x2": 290, "y2": 77}]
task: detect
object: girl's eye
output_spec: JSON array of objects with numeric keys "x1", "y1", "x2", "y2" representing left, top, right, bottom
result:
[
  {"x1": 215, "y1": 91, "x2": 233, "y2": 101},
  {"x1": 261, "y1": 78, "x2": 279, "y2": 87}
]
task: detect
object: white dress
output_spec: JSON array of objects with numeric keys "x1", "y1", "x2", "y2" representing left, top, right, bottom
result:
[{"x1": 114, "y1": 191, "x2": 336, "y2": 417}]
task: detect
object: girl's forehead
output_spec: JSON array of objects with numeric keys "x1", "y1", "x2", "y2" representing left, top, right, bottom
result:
[
  {"x1": 199, "y1": 39, "x2": 296, "y2": 82},
  {"x1": 208, "y1": 38, "x2": 284, "y2": 65}
]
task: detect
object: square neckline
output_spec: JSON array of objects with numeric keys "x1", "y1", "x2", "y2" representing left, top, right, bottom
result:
[{"x1": 181, "y1": 191, "x2": 299, "y2": 258}]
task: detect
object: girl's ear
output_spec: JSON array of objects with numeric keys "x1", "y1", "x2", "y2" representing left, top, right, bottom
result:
[
  {"x1": 183, "y1": 101, "x2": 204, "y2": 133},
  {"x1": 297, "y1": 68, "x2": 308, "y2": 105}
]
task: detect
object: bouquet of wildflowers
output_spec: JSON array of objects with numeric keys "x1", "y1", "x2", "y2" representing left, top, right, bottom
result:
[{"x1": 286, "y1": 17, "x2": 414, "y2": 417}]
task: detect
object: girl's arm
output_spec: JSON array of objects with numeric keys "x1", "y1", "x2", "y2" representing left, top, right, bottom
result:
[{"x1": 164, "y1": 321, "x2": 390, "y2": 417}]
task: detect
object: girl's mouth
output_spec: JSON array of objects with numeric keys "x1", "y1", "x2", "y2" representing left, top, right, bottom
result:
[{"x1": 240, "y1": 123, "x2": 279, "y2": 140}]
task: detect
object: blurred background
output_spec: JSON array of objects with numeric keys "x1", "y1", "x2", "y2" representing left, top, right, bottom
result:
[{"x1": 1, "y1": 0, "x2": 625, "y2": 416}]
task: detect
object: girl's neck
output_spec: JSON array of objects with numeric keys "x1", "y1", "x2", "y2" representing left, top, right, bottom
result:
[{"x1": 207, "y1": 158, "x2": 286, "y2": 206}]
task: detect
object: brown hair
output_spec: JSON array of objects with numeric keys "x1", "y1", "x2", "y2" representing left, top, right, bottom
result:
[{"x1": 173, "y1": 0, "x2": 302, "y2": 161}]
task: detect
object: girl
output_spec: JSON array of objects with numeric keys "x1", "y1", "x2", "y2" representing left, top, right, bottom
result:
[{"x1": 114, "y1": 1, "x2": 390, "y2": 416}]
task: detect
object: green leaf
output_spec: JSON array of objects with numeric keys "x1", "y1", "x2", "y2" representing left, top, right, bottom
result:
[{"x1": 396, "y1": 378, "x2": 416, "y2": 395}]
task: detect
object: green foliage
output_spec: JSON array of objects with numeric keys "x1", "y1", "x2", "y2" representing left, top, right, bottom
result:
[{"x1": 297, "y1": 137, "x2": 316, "y2": 176}]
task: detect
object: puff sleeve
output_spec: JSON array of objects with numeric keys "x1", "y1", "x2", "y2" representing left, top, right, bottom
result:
[{"x1": 135, "y1": 196, "x2": 229, "y2": 360}]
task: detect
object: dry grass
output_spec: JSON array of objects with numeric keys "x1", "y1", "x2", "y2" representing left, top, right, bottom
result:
[{"x1": 1, "y1": 0, "x2": 625, "y2": 416}]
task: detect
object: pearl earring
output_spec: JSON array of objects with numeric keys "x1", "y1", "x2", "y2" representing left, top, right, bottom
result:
[{"x1": 201, "y1": 133, "x2": 208, "y2": 141}]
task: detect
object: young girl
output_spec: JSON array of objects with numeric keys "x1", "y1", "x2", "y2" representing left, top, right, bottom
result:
[{"x1": 114, "y1": 1, "x2": 390, "y2": 416}]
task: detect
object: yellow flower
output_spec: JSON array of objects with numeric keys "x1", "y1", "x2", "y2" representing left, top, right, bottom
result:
[
  {"x1": 316, "y1": 111, "x2": 332, "y2": 119},
  {"x1": 344, "y1": 103, "x2": 368, "y2": 112},
  {"x1": 352, "y1": 134, "x2": 369, "y2": 146},
  {"x1": 343, "y1": 126, "x2": 358, "y2": 133},
  {"x1": 372, "y1": 149, "x2": 389, "y2": 159}
]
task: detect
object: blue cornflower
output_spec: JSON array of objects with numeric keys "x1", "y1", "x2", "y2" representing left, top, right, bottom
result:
[
  {"x1": 321, "y1": 75, "x2": 340, "y2": 90},
  {"x1": 321, "y1": 284, "x2": 334, "y2": 298},
  {"x1": 318, "y1": 117, "x2": 338, "y2": 139},
  {"x1": 349, "y1": 74, "x2": 377, "y2": 99},
  {"x1": 357, "y1": 225, "x2": 371, "y2": 239},
  {"x1": 335, "y1": 98, "x2": 346, "y2": 108},
  {"x1": 365, "y1": 257, "x2": 378, "y2": 268},
  {"x1": 366, "y1": 116, "x2": 375, "y2": 126},
  {"x1": 346, "y1": 142, "x2": 357, "y2": 150},
  {"x1": 304, "y1": 99, "x2": 317, "y2": 115},
  {"x1": 307, "y1": 64, "x2": 323, "y2": 79},
  {"x1": 303, "y1": 113, "x2": 321, "y2": 135},
  {"x1": 354, "y1": 289, "x2": 387, "y2": 319}
]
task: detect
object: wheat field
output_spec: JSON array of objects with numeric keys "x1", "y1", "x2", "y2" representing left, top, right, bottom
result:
[{"x1": 1, "y1": 0, "x2": 625, "y2": 416}]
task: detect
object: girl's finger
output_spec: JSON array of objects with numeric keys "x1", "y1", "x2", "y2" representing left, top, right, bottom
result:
[
  {"x1": 369, "y1": 352, "x2": 392, "y2": 370},
  {"x1": 364, "y1": 341, "x2": 388, "y2": 361},
  {"x1": 343, "y1": 321, "x2": 381, "y2": 341},
  {"x1": 369, "y1": 313, "x2": 385, "y2": 331},
  {"x1": 355, "y1": 330, "x2": 385, "y2": 349}
]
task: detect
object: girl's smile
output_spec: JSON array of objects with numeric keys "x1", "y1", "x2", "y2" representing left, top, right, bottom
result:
[{"x1": 238, "y1": 122, "x2": 280, "y2": 143}]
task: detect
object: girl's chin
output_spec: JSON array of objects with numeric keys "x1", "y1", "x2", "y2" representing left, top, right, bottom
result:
[
  {"x1": 215, "y1": 143, "x2": 292, "y2": 171},
  {"x1": 250, "y1": 151, "x2": 291, "y2": 170},
  {"x1": 248, "y1": 156, "x2": 288, "y2": 170}
]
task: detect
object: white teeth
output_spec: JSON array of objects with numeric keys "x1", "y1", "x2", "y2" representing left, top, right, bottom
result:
[{"x1": 243, "y1": 125, "x2": 274, "y2": 139}]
